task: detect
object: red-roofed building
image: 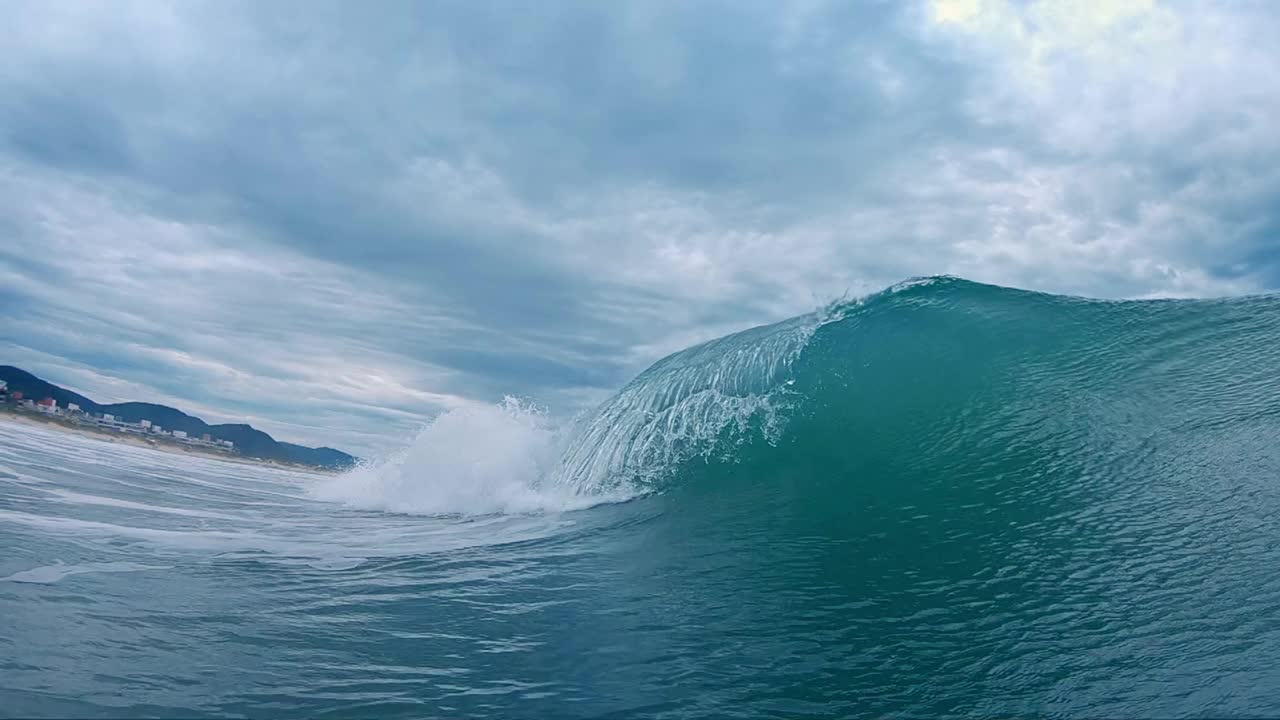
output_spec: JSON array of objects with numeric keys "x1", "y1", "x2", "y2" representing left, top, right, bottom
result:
[{"x1": 36, "y1": 397, "x2": 56, "y2": 410}]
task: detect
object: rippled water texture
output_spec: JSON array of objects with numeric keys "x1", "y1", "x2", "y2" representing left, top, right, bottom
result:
[{"x1": 4, "y1": 277, "x2": 1280, "y2": 718}]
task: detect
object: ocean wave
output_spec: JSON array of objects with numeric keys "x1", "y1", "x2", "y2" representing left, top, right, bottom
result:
[{"x1": 315, "y1": 276, "x2": 1280, "y2": 517}]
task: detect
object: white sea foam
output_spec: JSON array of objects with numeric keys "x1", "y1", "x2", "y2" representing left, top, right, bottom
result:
[
  {"x1": 0, "y1": 560, "x2": 172, "y2": 584},
  {"x1": 41, "y1": 487, "x2": 247, "y2": 520},
  {"x1": 311, "y1": 398, "x2": 621, "y2": 516}
]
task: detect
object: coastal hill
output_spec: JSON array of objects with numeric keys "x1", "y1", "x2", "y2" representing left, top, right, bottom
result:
[{"x1": 0, "y1": 365, "x2": 357, "y2": 469}]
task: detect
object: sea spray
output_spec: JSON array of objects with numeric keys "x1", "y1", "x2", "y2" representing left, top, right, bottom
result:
[
  {"x1": 311, "y1": 397, "x2": 641, "y2": 515},
  {"x1": 309, "y1": 397, "x2": 590, "y2": 515}
]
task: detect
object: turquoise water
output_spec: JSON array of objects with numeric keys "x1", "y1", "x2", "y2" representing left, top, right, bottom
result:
[{"x1": 4, "y1": 277, "x2": 1280, "y2": 717}]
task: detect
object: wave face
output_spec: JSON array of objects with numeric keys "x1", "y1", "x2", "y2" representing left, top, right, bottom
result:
[
  {"x1": 532, "y1": 275, "x2": 1280, "y2": 716},
  {"x1": 556, "y1": 275, "x2": 1280, "y2": 499}
]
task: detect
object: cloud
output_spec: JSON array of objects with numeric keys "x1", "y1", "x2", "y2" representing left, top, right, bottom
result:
[{"x1": 2, "y1": 0, "x2": 1279, "y2": 455}]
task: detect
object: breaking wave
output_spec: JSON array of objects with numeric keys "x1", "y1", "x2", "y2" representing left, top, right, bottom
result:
[{"x1": 315, "y1": 275, "x2": 1280, "y2": 517}]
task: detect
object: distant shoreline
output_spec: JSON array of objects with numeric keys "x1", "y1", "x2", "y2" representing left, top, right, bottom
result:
[
  {"x1": 0, "y1": 366, "x2": 357, "y2": 469},
  {"x1": 0, "y1": 410, "x2": 340, "y2": 474}
]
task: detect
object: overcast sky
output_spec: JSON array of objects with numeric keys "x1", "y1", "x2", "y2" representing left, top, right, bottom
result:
[{"x1": 3, "y1": 0, "x2": 1279, "y2": 456}]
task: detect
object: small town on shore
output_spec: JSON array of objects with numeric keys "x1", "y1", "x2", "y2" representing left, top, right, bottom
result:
[{"x1": 0, "y1": 378, "x2": 237, "y2": 455}]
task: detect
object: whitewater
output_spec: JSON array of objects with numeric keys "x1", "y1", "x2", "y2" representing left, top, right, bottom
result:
[{"x1": 4, "y1": 277, "x2": 1280, "y2": 718}]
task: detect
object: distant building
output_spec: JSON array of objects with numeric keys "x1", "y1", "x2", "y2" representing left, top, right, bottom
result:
[
  {"x1": 0, "y1": 380, "x2": 7, "y2": 392},
  {"x1": 140, "y1": 419, "x2": 152, "y2": 429},
  {"x1": 173, "y1": 430, "x2": 188, "y2": 439},
  {"x1": 103, "y1": 413, "x2": 115, "y2": 422},
  {"x1": 67, "y1": 403, "x2": 80, "y2": 413},
  {"x1": 36, "y1": 398, "x2": 55, "y2": 412},
  {"x1": 11, "y1": 391, "x2": 22, "y2": 401},
  {"x1": 201, "y1": 433, "x2": 212, "y2": 442},
  {"x1": 151, "y1": 425, "x2": 162, "y2": 434}
]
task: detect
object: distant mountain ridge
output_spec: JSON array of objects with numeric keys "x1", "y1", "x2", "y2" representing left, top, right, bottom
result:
[{"x1": 0, "y1": 365, "x2": 357, "y2": 469}]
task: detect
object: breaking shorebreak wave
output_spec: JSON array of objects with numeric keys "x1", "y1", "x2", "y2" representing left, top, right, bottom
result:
[{"x1": 320, "y1": 275, "x2": 1280, "y2": 517}]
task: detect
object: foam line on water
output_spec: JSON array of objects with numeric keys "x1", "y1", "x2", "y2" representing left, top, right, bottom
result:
[{"x1": 1, "y1": 560, "x2": 173, "y2": 584}]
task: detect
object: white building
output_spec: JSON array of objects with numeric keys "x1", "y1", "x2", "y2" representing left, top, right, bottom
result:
[
  {"x1": 173, "y1": 430, "x2": 188, "y2": 439},
  {"x1": 0, "y1": 380, "x2": 7, "y2": 391},
  {"x1": 67, "y1": 403, "x2": 80, "y2": 412},
  {"x1": 140, "y1": 419, "x2": 152, "y2": 429},
  {"x1": 103, "y1": 414, "x2": 115, "y2": 422}
]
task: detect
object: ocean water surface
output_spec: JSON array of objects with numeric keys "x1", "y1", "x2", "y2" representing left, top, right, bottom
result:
[{"x1": 4, "y1": 277, "x2": 1280, "y2": 718}]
